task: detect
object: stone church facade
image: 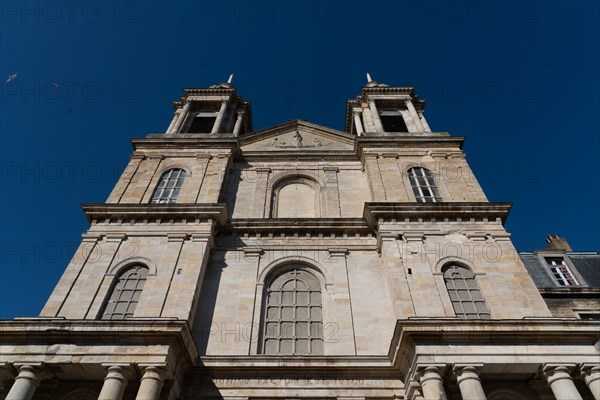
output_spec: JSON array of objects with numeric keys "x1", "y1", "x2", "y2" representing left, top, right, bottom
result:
[{"x1": 1, "y1": 78, "x2": 598, "y2": 400}]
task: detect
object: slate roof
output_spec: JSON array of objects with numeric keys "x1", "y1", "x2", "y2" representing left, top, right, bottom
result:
[{"x1": 519, "y1": 251, "x2": 600, "y2": 288}]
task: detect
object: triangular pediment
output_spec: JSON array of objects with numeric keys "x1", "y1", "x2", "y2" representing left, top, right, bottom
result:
[{"x1": 240, "y1": 120, "x2": 355, "y2": 152}]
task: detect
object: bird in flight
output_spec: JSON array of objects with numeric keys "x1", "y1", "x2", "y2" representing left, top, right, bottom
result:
[{"x1": 5, "y1": 73, "x2": 17, "y2": 83}]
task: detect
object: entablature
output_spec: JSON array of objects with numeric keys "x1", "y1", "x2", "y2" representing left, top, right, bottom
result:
[
  {"x1": 364, "y1": 202, "x2": 512, "y2": 228},
  {"x1": 82, "y1": 204, "x2": 228, "y2": 226}
]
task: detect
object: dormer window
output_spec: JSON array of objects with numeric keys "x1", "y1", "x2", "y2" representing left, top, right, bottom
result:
[
  {"x1": 187, "y1": 111, "x2": 218, "y2": 133},
  {"x1": 379, "y1": 109, "x2": 408, "y2": 132},
  {"x1": 545, "y1": 257, "x2": 579, "y2": 286}
]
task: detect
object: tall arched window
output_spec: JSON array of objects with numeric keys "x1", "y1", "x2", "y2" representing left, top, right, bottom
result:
[
  {"x1": 408, "y1": 167, "x2": 442, "y2": 203},
  {"x1": 100, "y1": 265, "x2": 149, "y2": 320},
  {"x1": 150, "y1": 169, "x2": 186, "y2": 204},
  {"x1": 442, "y1": 264, "x2": 490, "y2": 319},
  {"x1": 261, "y1": 266, "x2": 324, "y2": 355}
]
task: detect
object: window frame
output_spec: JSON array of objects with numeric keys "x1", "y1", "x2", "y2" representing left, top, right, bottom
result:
[
  {"x1": 442, "y1": 264, "x2": 490, "y2": 320},
  {"x1": 408, "y1": 167, "x2": 442, "y2": 203},
  {"x1": 544, "y1": 256, "x2": 580, "y2": 286},
  {"x1": 259, "y1": 265, "x2": 325, "y2": 356},
  {"x1": 149, "y1": 168, "x2": 186, "y2": 204},
  {"x1": 99, "y1": 264, "x2": 149, "y2": 320}
]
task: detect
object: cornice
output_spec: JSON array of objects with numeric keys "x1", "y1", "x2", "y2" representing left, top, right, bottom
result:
[
  {"x1": 82, "y1": 204, "x2": 228, "y2": 226},
  {"x1": 223, "y1": 218, "x2": 371, "y2": 234},
  {"x1": 538, "y1": 287, "x2": 600, "y2": 297},
  {"x1": 363, "y1": 202, "x2": 512, "y2": 227},
  {"x1": 0, "y1": 318, "x2": 198, "y2": 365},
  {"x1": 197, "y1": 354, "x2": 394, "y2": 377},
  {"x1": 389, "y1": 318, "x2": 600, "y2": 379},
  {"x1": 356, "y1": 134, "x2": 463, "y2": 153},
  {"x1": 132, "y1": 137, "x2": 238, "y2": 151}
]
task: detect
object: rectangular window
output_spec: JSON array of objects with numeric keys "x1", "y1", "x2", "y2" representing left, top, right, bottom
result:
[
  {"x1": 544, "y1": 257, "x2": 579, "y2": 286},
  {"x1": 380, "y1": 109, "x2": 408, "y2": 132},
  {"x1": 186, "y1": 111, "x2": 217, "y2": 133},
  {"x1": 188, "y1": 116, "x2": 216, "y2": 133}
]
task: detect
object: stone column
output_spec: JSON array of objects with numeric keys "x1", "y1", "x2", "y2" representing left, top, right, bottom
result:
[
  {"x1": 211, "y1": 99, "x2": 229, "y2": 133},
  {"x1": 353, "y1": 110, "x2": 364, "y2": 136},
  {"x1": 136, "y1": 366, "x2": 167, "y2": 400},
  {"x1": 233, "y1": 110, "x2": 245, "y2": 136},
  {"x1": 543, "y1": 364, "x2": 583, "y2": 400},
  {"x1": 416, "y1": 365, "x2": 448, "y2": 400},
  {"x1": 368, "y1": 100, "x2": 384, "y2": 132},
  {"x1": 581, "y1": 365, "x2": 600, "y2": 400},
  {"x1": 454, "y1": 365, "x2": 486, "y2": 400},
  {"x1": 5, "y1": 365, "x2": 45, "y2": 400},
  {"x1": 405, "y1": 99, "x2": 426, "y2": 132},
  {"x1": 98, "y1": 366, "x2": 129, "y2": 400},
  {"x1": 172, "y1": 101, "x2": 191, "y2": 133},
  {"x1": 166, "y1": 109, "x2": 182, "y2": 133}
]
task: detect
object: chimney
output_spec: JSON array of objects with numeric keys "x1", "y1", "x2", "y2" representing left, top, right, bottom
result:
[{"x1": 545, "y1": 234, "x2": 572, "y2": 252}]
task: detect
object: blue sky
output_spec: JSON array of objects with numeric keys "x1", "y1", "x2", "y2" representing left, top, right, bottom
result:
[{"x1": 0, "y1": 1, "x2": 598, "y2": 318}]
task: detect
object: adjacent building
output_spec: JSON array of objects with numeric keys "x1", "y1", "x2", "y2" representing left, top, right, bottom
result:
[{"x1": 1, "y1": 77, "x2": 598, "y2": 400}]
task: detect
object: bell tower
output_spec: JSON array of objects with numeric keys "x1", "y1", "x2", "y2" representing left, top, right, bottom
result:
[
  {"x1": 165, "y1": 75, "x2": 252, "y2": 136},
  {"x1": 345, "y1": 73, "x2": 431, "y2": 135}
]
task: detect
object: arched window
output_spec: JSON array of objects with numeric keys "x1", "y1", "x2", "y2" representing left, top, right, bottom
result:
[
  {"x1": 261, "y1": 266, "x2": 324, "y2": 355},
  {"x1": 442, "y1": 264, "x2": 490, "y2": 319},
  {"x1": 150, "y1": 169, "x2": 186, "y2": 204},
  {"x1": 408, "y1": 167, "x2": 442, "y2": 203},
  {"x1": 100, "y1": 265, "x2": 149, "y2": 320}
]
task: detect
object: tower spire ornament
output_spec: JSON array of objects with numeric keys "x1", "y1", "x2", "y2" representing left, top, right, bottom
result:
[
  {"x1": 227, "y1": 74, "x2": 234, "y2": 84},
  {"x1": 366, "y1": 72, "x2": 373, "y2": 83}
]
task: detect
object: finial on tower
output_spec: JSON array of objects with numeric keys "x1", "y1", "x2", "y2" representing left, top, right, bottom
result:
[
  {"x1": 227, "y1": 74, "x2": 234, "y2": 84},
  {"x1": 366, "y1": 73, "x2": 373, "y2": 83}
]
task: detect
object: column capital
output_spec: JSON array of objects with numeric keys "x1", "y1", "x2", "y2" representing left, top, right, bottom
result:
[
  {"x1": 255, "y1": 167, "x2": 272, "y2": 174},
  {"x1": 453, "y1": 364, "x2": 483, "y2": 384},
  {"x1": 139, "y1": 365, "x2": 170, "y2": 380},
  {"x1": 167, "y1": 233, "x2": 189, "y2": 242},
  {"x1": 328, "y1": 247, "x2": 349, "y2": 257},
  {"x1": 101, "y1": 363, "x2": 135, "y2": 381},
  {"x1": 196, "y1": 153, "x2": 214, "y2": 161},
  {"x1": 363, "y1": 153, "x2": 379, "y2": 160},
  {"x1": 130, "y1": 154, "x2": 147, "y2": 160},
  {"x1": 243, "y1": 246, "x2": 264, "y2": 258},
  {"x1": 542, "y1": 364, "x2": 577, "y2": 384},
  {"x1": 413, "y1": 364, "x2": 449, "y2": 400},
  {"x1": 581, "y1": 364, "x2": 600, "y2": 382},
  {"x1": 13, "y1": 363, "x2": 53, "y2": 382},
  {"x1": 414, "y1": 364, "x2": 447, "y2": 382}
]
